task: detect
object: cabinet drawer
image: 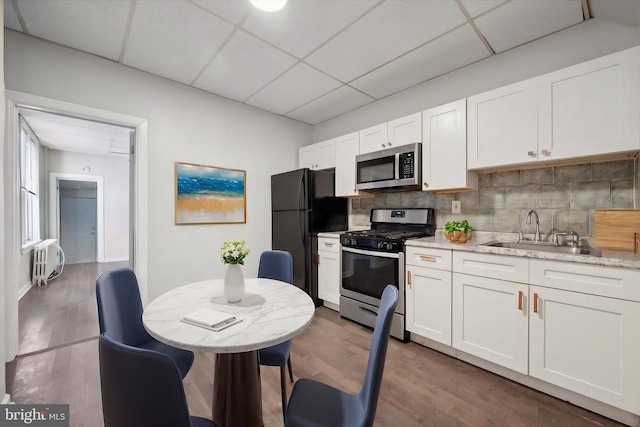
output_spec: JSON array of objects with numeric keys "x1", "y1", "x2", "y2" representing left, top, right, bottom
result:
[
  {"x1": 406, "y1": 246, "x2": 452, "y2": 271},
  {"x1": 530, "y1": 259, "x2": 640, "y2": 302},
  {"x1": 453, "y1": 251, "x2": 529, "y2": 283},
  {"x1": 318, "y1": 237, "x2": 340, "y2": 253}
]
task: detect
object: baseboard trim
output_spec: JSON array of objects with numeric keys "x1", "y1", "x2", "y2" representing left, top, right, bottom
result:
[
  {"x1": 17, "y1": 282, "x2": 32, "y2": 300},
  {"x1": 2, "y1": 394, "x2": 11, "y2": 404},
  {"x1": 99, "y1": 257, "x2": 129, "y2": 263}
]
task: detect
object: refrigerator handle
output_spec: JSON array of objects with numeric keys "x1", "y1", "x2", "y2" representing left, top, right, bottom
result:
[
  {"x1": 299, "y1": 211, "x2": 305, "y2": 245},
  {"x1": 298, "y1": 172, "x2": 305, "y2": 210}
]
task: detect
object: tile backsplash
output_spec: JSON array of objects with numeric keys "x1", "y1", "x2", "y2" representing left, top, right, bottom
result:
[{"x1": 349, "y1": 159, "x2": 636, "y2": 239}]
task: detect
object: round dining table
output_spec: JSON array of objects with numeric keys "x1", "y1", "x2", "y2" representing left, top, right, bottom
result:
[{"x1": 142, "y1": 277, "x2": 316, "y2": 427}]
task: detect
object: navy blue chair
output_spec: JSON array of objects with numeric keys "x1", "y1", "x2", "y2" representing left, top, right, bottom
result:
[
  {"x1": 99, "y1": 333, "x2": 217, "y2": 427},
  {"x1": 257, "y1": 250, "x2": 295, "y2": 416},
  {"x1": 96, "y1": 268, "x2": 194, "y2": 378},
  {"x1": 284, "y1": 285, "x2": 399, "y2": 427}
]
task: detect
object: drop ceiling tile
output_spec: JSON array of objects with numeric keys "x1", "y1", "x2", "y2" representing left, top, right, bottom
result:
[
  {"x1": 460, "y1": 0, "x2": 509, "y2": 18},
  {"x1": 286, "y1": 85, "x2": 374, "y2": 125},
  {"x1": 191, "y1": 0, "x2": 251, "y2": 24},
  {"x1": 123, "y1": 0, "x2": 234, "y2": 84},
  {"x1": 4, "y1": 2, "x2": 22, "y2": 31},
  {"x1": 246, "y1": 63, "x2": 342, "y2": 115},
  {"x1": 475, "y1": 0, "x2": 584, "y2": 53},
  {"x1": 351, "y1": 25, "x2": 490, "y2": 99},
  {"x1": 194, "y1": 30, "x2": 298, "y2": 102},
  {"x1": 242, "y1": 0, "x2": 378, "y2": 59},
  {"x1": 306, "y1": 0, "x2": 466, "y2": 82},
  {"x1": 12, "y1": 0, "x2": 131, "y2": 60}
]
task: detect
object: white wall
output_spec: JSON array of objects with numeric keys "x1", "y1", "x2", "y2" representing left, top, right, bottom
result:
[
  {"x1": 313, "y1": 19, "x2": 640, "y2": 141},
  {"x1": 4, "y1": 29, "x2": 312, "y2": 303},
  {"x1": 0, "y1": 1, "x2": 7, "y2": 399},
  {"x1": 48, "y1": 151, "x2": 130, "y2": 262}
]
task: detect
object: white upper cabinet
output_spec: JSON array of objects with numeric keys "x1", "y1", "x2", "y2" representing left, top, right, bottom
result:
[
  {"x1": 538, "y1": 47, "x2": 640, "y2": 160},
  {"x1": 298, "y1": 138, "x2": 336, "y2": 170},
  {"x1": 467, "y1": 78, "x2": 538, "y2": 169},
  {"x1": 422, "y1": 99, "x2": 477, "y2": 191},
  {"x1": 335, "y1": 132, "x2": 364, "y2": 197},
  {"x1": 360, "y1": 112, "x2": 422, "y2": 154},
  {"x1": 468, "y1": 47, "x2": 640, "y2": 170}
]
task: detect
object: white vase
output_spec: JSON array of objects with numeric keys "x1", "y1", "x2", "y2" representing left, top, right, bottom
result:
[{"x1": 224, "y1": 264, "x2": 245, "y2": 303}]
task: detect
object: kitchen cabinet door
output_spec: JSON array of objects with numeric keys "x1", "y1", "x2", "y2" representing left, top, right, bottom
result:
[
  {"x1": 387, "y1": 112, "x2": 422, "y2": 146},
  {"x1": 538, "y1": 46, "x2": 640, "y2": 161},
  {"x1": 452, "y1": 272, "x2": 529, "y2": 373},
  {"x1": 529, "y1": 285, "x2": 640, "y2": 414},
  {"x1": 406, "y1": 264, "x2": 452, "y2": 345},
  {"x1": 359, "y1": 123, "x2": 388, "y2": 154},
  {"x1": 467, "y1": 78, "x2": 538, "y2": 169},
  {"x1": 335, "y1": 132, "x2": 362, "y2": 197},
  {"x1": 317, "y1": 237, "x2": 340, "y2": 309},
  {"x1": 359, "y1": 112, "x2": 422, "y2": 155},
  {"x1": 298, "y1": 139, "x2": 336, "y2": 170},
  {"x1": 422, "y1": 99, "x2": 477, "y2": 191}
]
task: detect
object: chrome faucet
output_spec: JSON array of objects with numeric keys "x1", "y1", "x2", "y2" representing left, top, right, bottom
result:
[{"x1": 526, "y1": 210, "x2": 541, "y2": 243}]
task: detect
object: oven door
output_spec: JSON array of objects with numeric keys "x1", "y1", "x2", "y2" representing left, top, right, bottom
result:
[{"x1": 340, "y1": 246, "x2": 404, "y2": 315}]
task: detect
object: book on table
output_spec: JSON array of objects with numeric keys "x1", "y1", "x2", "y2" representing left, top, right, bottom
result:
[{"x1": 181, "y1": 308, "x2": 241, "y2": 331}]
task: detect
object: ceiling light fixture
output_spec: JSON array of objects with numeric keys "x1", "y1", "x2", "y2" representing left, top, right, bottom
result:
[{"x1": 250, "y1": 0, "x2": 287, "y2": 12}]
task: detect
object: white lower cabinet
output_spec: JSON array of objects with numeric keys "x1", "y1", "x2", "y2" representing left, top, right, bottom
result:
[
  {"x1": 406, "y1": 247, "x2": 452, "y2": 345},
  {"x1": 317, "y1": 237, "x2": 340, "y2": 309},
  {"x1": 452, "y1": 272, "x2": 529, "y2": 374},
  {"x1": 529, "y1": 260, "x2": 640, "y2": 414}
]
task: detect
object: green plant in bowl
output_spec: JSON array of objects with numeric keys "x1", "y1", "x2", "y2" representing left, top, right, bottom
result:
[{"x1": 444, "y1": 220, "x2": 473, "y2": 243}]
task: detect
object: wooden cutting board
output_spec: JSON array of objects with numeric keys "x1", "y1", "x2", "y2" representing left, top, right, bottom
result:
[{"x1": 594, "y1": 209, "x2": 640, "y2": 251}]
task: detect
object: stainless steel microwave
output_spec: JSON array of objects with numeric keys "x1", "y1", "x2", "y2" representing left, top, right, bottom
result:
[{"x1": 355, "y1": 143, "x2": 421, "y2": 191}]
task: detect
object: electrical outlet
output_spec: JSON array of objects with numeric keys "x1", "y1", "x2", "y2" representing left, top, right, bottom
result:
[{"x1": 452, "y1": 201, "x2": 461, "y2": 214}]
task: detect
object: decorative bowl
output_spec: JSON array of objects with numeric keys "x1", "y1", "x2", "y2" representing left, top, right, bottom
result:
[{"x1": 444, "y1": 230, "x2": 472, "y2": 244}]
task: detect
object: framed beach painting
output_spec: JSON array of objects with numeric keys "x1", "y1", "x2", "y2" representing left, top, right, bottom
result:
[{"x1": 175, "y1": 162, "x2": 246, "y2": 225}]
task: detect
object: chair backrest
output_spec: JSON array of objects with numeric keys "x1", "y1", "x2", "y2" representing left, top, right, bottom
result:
[
  {"x1": 99, "y1": 333, "x2": 192, "y2": 427},
  {"x1": 258, "y1": 250, "x2": 293, "y2": 284},
  {"x1": 359, "y1": 285, "x2": 399, "y2": 427},
  {"x1": 96, "y1": 268, "x2": 153, "y2": 346}
]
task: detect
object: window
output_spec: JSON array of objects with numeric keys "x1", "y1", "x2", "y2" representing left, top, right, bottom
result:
[{"x1": 20, "y1": 118, "x2": 40, "y2": 248}]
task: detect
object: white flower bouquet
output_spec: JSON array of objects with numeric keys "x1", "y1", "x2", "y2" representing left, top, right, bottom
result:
[{"x1": 220, "y1": 240, "x2": 250, "y2": 265}]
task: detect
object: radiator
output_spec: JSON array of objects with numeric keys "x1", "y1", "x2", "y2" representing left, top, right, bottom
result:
[{"x1": 32, "y1": 239, "x2": 65, "y2": 286}]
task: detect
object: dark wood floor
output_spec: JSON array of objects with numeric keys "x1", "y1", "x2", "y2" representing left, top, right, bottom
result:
[{"x1": 6, "y1": 262, "x2": 627, "y2": 426}]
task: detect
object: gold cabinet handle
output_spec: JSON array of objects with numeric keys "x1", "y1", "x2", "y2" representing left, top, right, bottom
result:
[
  {"x1": 323, "y1": 242, "x2": 334, "y2": 247},
  {"x1": 388, "y1": 142, "x2": 392, "y2": 146},
  {"x1": 541, "y1": 149, "x2": 550, "y2": 155},
  {"x1": 419, "y1": 255, "x2": 436, "y2": 262},
  {"x1": 533, "y1": 293, "x2": 539, "y2": 313},
  {"x1": 527, "y1": 151, "x2": 535, "y2": 156},
  {"x1": 381, "y1": 143, "x2": 386, "y2": 148},
  {"x1": 518, "y1": 290, "x2": 523, "y2": 310},
  {"x1": 407, "y1": 270, "x2": 412, "y2": 287}
]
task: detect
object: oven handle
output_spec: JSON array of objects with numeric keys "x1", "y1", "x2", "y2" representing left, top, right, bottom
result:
[{"x1": 341, "y1": 246, "x2": 401, "y2": 259}]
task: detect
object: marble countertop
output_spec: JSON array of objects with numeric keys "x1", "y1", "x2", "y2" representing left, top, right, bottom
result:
[
  {"x1": 142, "y1": 278, "x2": 316, "y2": 353},
  {"x1": 406, "y1": 231, "x2": 640, "y2": 269}
]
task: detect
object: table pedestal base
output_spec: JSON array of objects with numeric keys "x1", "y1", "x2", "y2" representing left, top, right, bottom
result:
[{"x1": 213, "y1": 351, "x2": 263, "y2": 427}]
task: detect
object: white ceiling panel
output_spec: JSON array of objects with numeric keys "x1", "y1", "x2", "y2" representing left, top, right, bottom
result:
[
  {"x1": 191, "y1": 0, "x2": 252, "y2": 25},
  {"x1": 123, "y1": 0, "x2": 234, "y2": 84},
  {"x1": 8, "y1": 0, "x2": 621, "y2": 127},
  {"x1": 460, "y1": 0, "x2": 509, "y2": 18},
  {"x1": 194, "y1": 29, "x2": 298, "y2": 102},
  {"x1": 247, "y1": 63, "x2": 342, "y2": 115},
  {"x1": 12, "y1": 0, "x2": 131, "y2": 61},
  {"x1": 286, "y1": 85, "x2": 374, "y2": 124},
  {"x1": 475, "y1": 0, "x2": 585, "y2": 53},
  {"x1": 351, "y1": 25, "x2": 490, "y2": 99},
  {"x1": 306, "y1": 0, "x2": 466, "y2": 83},
  {"x1": 242, "y1": 0, "x2": 378, "y2": 59}
]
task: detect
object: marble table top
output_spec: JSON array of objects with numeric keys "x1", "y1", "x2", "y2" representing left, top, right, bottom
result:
[{"x1": 142, "y1": 278, "x2": 315, "y2": 353}]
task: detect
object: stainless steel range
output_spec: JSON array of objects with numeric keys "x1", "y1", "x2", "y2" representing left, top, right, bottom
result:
[{"x1": 339, "y1": 208, "x2": 435, "y2": 340}]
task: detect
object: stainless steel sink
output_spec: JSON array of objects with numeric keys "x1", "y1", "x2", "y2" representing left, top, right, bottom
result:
[{"x1": 479, "y1": 241, "x2": 602, "y2": 257}]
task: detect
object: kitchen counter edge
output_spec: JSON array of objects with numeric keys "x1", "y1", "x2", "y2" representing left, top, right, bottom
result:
[{"x1": 407, "y1": 234, "x2": 640, "y2": 269}]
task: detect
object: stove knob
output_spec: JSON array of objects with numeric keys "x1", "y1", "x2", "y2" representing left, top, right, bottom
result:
[{"x1": 377, "y1": 242, "x2": 384, "y2": 249}]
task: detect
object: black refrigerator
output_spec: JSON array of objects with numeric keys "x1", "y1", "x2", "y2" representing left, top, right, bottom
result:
[{"x1": 271, "y1": 169, "x2": 348, "y2": 305}]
